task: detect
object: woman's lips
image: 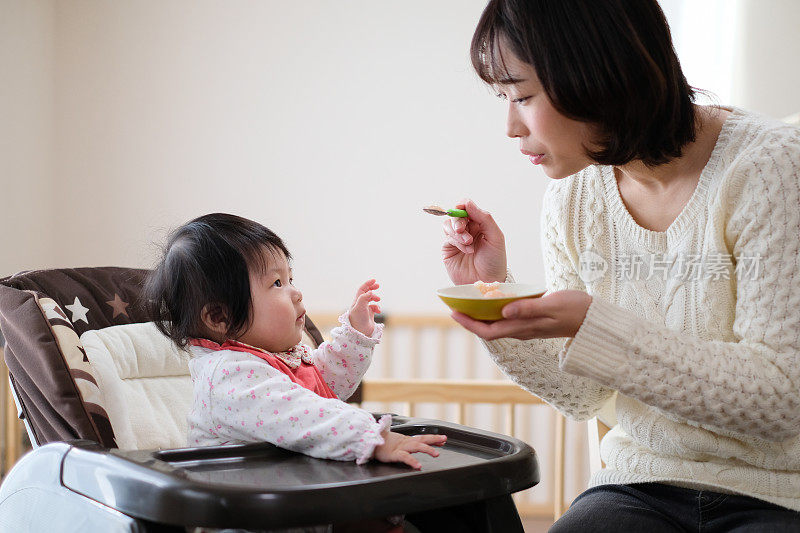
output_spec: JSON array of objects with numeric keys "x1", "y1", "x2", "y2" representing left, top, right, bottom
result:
[{"x1": 524, "y1": 152, "x2": 545, "y2": 165}]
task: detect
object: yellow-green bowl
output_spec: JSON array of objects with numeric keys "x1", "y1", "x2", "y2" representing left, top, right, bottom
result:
[{"x1": 436, "y1": 283, "x2": 546, "y2": 321}]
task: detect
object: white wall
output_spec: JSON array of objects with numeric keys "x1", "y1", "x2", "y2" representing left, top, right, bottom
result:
[
  {"x1": 0, "y1": 0, "x2": 55, "y2": 276},
  {"x1": 49, "y1": 0, "x2": 547, "y2": 314},
  {"x1": 731, "y1": 0, "x2": 800, "y2": 118},
  {"x1": 3, "y1": 0, "x2": 800, "y2": 310}
]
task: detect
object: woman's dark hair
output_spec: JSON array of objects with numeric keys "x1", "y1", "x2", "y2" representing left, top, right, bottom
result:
[
  {"x1": 144, "y1": 213, "x2": 291, "y2": 347},
  {"x1": 471, "y1": 0, "x2": 697, "y2": 166}
]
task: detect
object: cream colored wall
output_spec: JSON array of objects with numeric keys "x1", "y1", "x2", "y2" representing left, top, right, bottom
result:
[
  {"x1": 0, "y1": 0, "x2": 55, "y2": 275},
  {"x1": 50, "y1": 0, "x2": 548, "y2": 314},
  {"x1": 5, "y1": 1, "x2": 799, "y2": 307},
  {"x1": 732, "y1": 0, "x2": 800, "y2": 119}
]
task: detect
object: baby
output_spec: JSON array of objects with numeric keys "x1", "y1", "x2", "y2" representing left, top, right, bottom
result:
[{"x1": 144, "y1": 213, "x2": 445, "y2": 470}]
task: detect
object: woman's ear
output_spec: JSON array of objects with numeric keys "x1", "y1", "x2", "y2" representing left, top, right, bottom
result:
[{"x1": 201, "y1": 303, "x2": 230, "y2": 340}]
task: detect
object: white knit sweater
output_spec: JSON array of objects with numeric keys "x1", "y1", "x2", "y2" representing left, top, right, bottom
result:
[{"x1": 483, "y1": 107, "x2": 800, "y2": 511}]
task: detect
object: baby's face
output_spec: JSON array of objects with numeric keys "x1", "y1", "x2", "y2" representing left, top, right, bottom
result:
[{"x1": 237, "y1": 252, "x2": 306, "y2": 353}]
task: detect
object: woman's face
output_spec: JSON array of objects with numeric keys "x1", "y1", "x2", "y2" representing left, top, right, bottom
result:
[{"x1": 495, "y1": 48, "x2": 597, "y2": 179}]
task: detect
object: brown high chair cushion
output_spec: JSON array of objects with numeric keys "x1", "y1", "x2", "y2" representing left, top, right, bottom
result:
[
  {"x1": 0, "y1": 267, "x2": 333, "y2": 449},
  {"x1": 0, "y1": 268, "x2": 149, "y2": 447}
]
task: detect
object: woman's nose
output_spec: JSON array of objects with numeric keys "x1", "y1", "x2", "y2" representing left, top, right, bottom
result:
[{"x1": 506, "y1": 103, "x2": 528, "y2": 138}]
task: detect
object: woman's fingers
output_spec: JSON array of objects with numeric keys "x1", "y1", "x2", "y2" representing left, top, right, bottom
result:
[
  {"x1": 442, "y1": 225, "x2": 474, "y2": 254},
  {"x1": 459, "y1": 199, "x2": 504, "y2": 241},
  {"x1": 501, "y1": 297, "x2": 547, "y2": 319},
  {"x1": 450, "y1": 311, "x2": 549, "y2": 341}
]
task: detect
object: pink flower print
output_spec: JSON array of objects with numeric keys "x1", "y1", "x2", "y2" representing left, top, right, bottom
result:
[
  {"x1": 241, "y1": 421, "x2": 245, "y2": 426},
  {"x1": 247, "y1": 369, "x2": 255, "y2": 378},
  {"x1": 342, "y1": 343, "x2": 347, "y2": 348},
  {"x1": 304, "y1": 410, "x2": 309, "y2": 414},
  {"x1": 290, "y1": 384, "x2": 298, "y2": 390},
  {"x1": 216, "y1": 425, "x2": 222, "y2": 429},
  {"x1": 274, "y1": 409, "x2": 279, "y2": 415},
  {"x1": 356, "y1": 340, "x2": 360, "y2": 345},
  {"x1": 289, "y1": 416, "x2": 299, "y2": 422},
  {"x1": 341, "y1": 358, "x2": 348, "y2": 368},
  {"x1": 358, "y1": 354, "x2": 365, "y2": 362},
  {"x1": 250, "y1": 390, "x2": 256, "y2": 400},
  {"x1": 349, "y1": 425, "x2": 354, "y2": 430},
  {"x1": 202, "y1": 400, "x2": 207, "y2": 408},
  {"x1": 235, "y1": 365, "x2": 241, "y2": 371},
  {"x1": 256, "y1": 420, "x2": 264, "y2": 427},
  {"x1": 222, "y1": 368, "x2": 229, "y2": 376},
  {"x1": 302, "y1": 431, "x2": 311, "y2": 439},
  {"x1": 277, "y1": 436, "x2": 285, "y2": 444},
  {"x1": 227, "y1": 388, "x2": 236, "y2": 395},
  {"x1": 331, "y1": 426, "x2": 338, "y2": 436}
]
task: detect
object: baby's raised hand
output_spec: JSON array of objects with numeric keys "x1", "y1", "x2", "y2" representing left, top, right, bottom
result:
[
  {"x1": 373, "y1": 431, "x2": 448, "y2": 470},
  {"x1": 349, "y1": 279, "x2": 381, "y2": 336}
]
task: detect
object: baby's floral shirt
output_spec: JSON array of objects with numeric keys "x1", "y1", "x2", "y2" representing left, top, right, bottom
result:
[{"x1": 187, "y1": 312, "x2": 389, "y2": 464}]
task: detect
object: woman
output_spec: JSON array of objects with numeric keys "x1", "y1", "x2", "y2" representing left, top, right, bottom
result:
[{"x1": 442, "y1": 1, "x2": 800, "y2": 531}]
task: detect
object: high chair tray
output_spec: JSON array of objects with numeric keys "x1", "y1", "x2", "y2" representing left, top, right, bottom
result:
[{"x1": 58, "y1": 416, "x2": 539, "y2": 529}]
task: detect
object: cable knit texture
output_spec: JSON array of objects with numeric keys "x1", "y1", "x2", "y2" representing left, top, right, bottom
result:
[{"x1": 482, "y1": 108, "x2": 800, "y2": 511}]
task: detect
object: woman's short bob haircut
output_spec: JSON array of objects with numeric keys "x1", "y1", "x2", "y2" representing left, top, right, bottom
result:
[
  {"x1": 471, "y1": 0, "x2": 698, "y2": 167},
  {"x1": 144, "y1": 213, "x2": 291, "y2": 348}
]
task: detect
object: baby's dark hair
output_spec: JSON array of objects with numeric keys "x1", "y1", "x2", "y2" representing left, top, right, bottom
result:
[{"x1": 144, "y1": 213, "x2": 291, "y2": 348}]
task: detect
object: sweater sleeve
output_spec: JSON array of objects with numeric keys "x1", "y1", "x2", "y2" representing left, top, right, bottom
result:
[
  {"x1": 312, "y1": 311, "x2": 383, "y2": 401},
  {"x1": 205, "y1": 352, "x2": 389, "y2": 463},
  {"x1": 561, "y1": 133, "x2": 800, "y2": 441},
  {"x1": 480, "y1": 180, "x2": 616, "y2": 421}
]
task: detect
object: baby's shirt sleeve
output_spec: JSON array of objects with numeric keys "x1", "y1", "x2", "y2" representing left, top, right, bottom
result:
[
  {"x1": 312, "y1": 312, "x2": 383, "y2": 401},
  {"x1": 202, "y1": 351, "x2": 391, "y2": 464}
]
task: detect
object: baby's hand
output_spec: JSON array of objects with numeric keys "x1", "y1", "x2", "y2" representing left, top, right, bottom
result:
[
  {"x1": 373, "y1": 431, "x2": 447, "y2": 470},
  {"x1": 349, "y1": 279, "x2": 381, "y2": 336}
]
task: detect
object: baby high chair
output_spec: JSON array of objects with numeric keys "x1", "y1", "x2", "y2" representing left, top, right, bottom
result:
[{"x1": 0, "y1": 267, "x2": 539, "y2": 532}]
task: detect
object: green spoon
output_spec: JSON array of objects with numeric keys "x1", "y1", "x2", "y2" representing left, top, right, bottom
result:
[{"x1": 423, "y1": 205, "x2": 468, "y2": 218}]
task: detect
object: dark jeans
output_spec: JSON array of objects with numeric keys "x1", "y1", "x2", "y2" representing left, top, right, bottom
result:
[{"x1": 550, "y1": 483, "x2": 800, "y2": 533}]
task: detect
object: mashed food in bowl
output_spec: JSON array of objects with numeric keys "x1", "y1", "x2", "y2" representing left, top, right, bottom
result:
[{"x1": 474, "y1": 280, "x2": 511, "y2": 299}]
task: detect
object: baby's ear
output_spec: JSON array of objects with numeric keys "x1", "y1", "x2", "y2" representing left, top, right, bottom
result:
[{"x1": 201, "y1": 303, "x2": 230, "y2": 337}]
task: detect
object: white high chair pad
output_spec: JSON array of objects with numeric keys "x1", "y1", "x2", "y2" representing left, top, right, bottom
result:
[{"x1": 80, "y1": 322, "x2": 193, "y2": 450}]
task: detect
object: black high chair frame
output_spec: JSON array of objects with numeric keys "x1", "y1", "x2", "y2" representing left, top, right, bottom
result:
[{"x1": 0, "y1": 267, "x2": 539, "y2": 532}]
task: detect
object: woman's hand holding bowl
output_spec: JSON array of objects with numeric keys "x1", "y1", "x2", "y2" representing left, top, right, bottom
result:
[{"x1": 450, "y1": 289, "x2": 592, "y2": 341}]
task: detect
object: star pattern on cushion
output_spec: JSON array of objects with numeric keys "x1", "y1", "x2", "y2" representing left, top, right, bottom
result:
[
  {"x1": 40, "y1": 299, "x2": 68, "y2": 321},
  {"x1": 65, "y1": 296, "x2": 90, "y2": 324},
  {"x1": 106, "y1": 293, "x2": 130, "y2": 318}
]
